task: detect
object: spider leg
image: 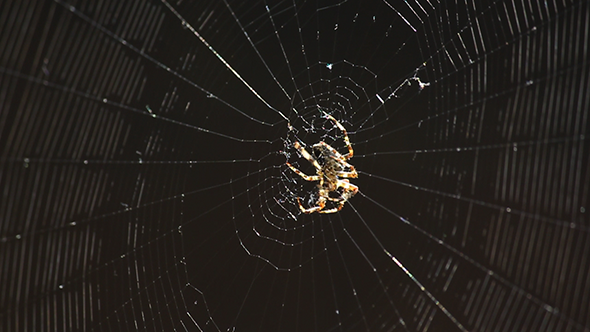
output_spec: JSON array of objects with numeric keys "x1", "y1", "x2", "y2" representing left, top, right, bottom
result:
[
  {"x1": 297, "y1": 196, "x2": 326, "y2": 214},
  {"x1": 293, "y1": 141, "x2": 322, "y2": 172},
  {"x1": 313, "y1": 142, "x2": 346, "y2": 162},
  {"x1": 325, "y1": 114, "x2": 354, "y2": 160},
  {"x1": 334, "y1": 180, "x2": 358, "y2": 202},
  {"x1": 319, "y1": 181, "x2": 358, "y2": 213},
  {"x1": 326, "y1": 195, "x2": 343, "y2": 202},
  {"x1": 288, "y1": 126, "x2": 358, "y2": 214},
  {"x1": 319, "y1": 201, "x2": 346, "y2": 214},
  {"x1": 336, "y1": 170, "x2": 358, "y2": 178},
  {"x1": 312, "y1": 142, "x2": 356, "y2": 175},
  {"x1": 338, "y1": 180, "x2": 359, "y2": 197},
  {"x1": 286, "y1": 162, "x2": 321, "y2": 182}
]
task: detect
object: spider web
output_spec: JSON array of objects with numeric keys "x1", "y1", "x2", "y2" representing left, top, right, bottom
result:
[{"x1": 1, "y1": 0, "x2": 589, "y2": 331}]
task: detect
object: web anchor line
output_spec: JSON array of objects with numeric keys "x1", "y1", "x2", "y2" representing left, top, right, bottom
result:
[
  {"x1": 53, "y1": 0, "x2": 277, "y2": 128},
  {"x1": 160, "y1": 0, "x2": 289, "y2": 123}
]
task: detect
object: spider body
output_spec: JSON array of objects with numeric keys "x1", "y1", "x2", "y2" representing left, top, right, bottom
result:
[{"x1": 286, "y1": 114, "x2": 358, "y2": 214}]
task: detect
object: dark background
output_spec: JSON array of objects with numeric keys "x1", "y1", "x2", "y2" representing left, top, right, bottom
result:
[{"x1": 1, "y1": 0, "x2": 589, "y2": 331}]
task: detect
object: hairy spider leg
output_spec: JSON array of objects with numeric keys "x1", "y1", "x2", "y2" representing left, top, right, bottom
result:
[
  {"x1": 337, "y1": 180, "x2": 359, "y2": 200},
  {"x1": 287, "y1": 129, "x2": 357, "y2": 214},
  {"x1": 313, "y1": 142, "x2": 347, "y2": 163},
  {"x1": 286, "y1": 161, "x2": 327, "y2": 212},
  {"x1": 336, "y1": 171, "x2": 358, "y2": 178},
  {"x1": 318, "y1": 201, "x2": 346, "y2": 214},
  {"x1": 325, "y1": 114, "x2": 354, "y2": 159},
  {"x1": 323, "y1": 181, "x2": 352, "y2": 202},
  {"x1": 339, "y1": 180, "x2": 358, "y2": 196},
  {"x1": 297, "y1": 192, "x2": 327, "y2": 213},
  {"x1": 287, "y1": 141, "x2": 329, "y2": 213},
  {"x1": 285, "y1": 162, "x2": 320, "y2": 182},
  {"x1": 293, "y1": 141, "x2": 322, "y2": 171},
  {"x1": 319, "y1": 180, "x2": 358, "y2": 214},
  {"x1": 312, "y1": 142, "x2": 357, "y2": 176},
  {"x1": 287, "y1": 141, "x2": 325, "y2": 186}
]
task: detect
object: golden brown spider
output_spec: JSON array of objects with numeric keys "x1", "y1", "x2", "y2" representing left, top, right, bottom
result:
[{"x1": 286, "y1": 114, "x2": 358, "y2": 214}]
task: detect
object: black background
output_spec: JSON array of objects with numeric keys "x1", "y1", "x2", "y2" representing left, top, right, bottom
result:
[{"x1": 1, "y1": 0, "x2": 589, "y2": 331}]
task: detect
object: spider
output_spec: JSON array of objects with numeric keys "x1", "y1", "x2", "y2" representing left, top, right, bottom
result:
[{"x1": 286, "y1": 114, "x2": 358, "y2": 214}]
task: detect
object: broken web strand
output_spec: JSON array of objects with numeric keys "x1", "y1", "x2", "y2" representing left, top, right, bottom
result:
[
  {"x1": 359, "y1": 0, "x2": 566, "y2": 140},
  {"x1": 358, "y1": 0, "x2": 583, "y2": 147}
]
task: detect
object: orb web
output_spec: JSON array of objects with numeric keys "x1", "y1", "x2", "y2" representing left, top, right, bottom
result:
[{"x1": 1, "y1": 0, "x2": 589, "y2": 331}]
